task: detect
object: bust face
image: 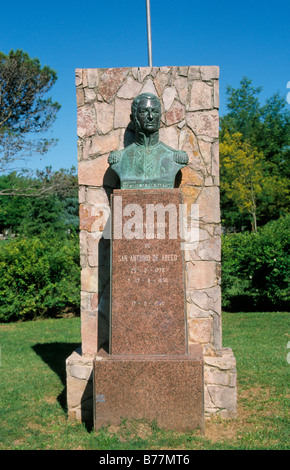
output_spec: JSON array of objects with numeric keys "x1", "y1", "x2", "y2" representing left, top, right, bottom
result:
[{"x1": 136, "y1": 97, "x2": 161, "y2": 134}]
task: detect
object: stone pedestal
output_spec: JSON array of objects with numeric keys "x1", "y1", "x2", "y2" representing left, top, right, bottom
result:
[
  {"x1": 93, "y1": 189, "x2": 204, "y2": 431},
  {"x1": 94, "y1": 353, "x2": 204, "y2": 432}
]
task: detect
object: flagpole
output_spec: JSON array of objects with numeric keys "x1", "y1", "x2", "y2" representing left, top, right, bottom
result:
[{"x1": 146, "y1": 0, "x2": 153, "y2": 66}]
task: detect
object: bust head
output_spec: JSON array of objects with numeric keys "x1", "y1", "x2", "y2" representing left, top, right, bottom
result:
[{"x1": 131, "y1": 93, "x2": 161, "y2": 135}]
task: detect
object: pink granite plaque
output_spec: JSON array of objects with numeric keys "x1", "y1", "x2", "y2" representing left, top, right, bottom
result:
[{"x1": 110, "y1": 189, "x2": 187, "y2": 355}]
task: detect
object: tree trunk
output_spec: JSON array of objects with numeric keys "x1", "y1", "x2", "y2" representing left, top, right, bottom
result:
[{"x1": 250, "y1": 181, "x2": 258, "y2": 233}]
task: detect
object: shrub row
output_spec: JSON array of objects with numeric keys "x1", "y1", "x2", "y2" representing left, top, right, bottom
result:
[
  {"x1": 0, "y1": 216, "x2": 288, "y2": 322},
  {"x1": 0, "y1": 234, "x2": 80, "y2": 322},
  {"x1": 222, "y1": 215, "x2": 290, "y2": 311}
]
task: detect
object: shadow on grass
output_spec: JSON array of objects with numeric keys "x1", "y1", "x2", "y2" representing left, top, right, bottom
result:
[{"x1": 32, "y1": 342, "x2": 80, "y2": 412}]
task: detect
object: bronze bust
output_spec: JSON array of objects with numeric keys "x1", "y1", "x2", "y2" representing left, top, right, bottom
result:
[{"x1": 108, "y1": 93, "x2": 188, "y2": 189}]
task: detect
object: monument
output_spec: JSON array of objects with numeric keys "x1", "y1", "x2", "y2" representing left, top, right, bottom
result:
[{"x1": 66, "y1": 66, "x2": 237, "y2": 429}]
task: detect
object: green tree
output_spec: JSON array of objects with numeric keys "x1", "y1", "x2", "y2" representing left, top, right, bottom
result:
[
  {"x1": 220, "y1": 77, "x2": 263, "y2": 143},
  {"x1": 19, "y1": 196, "x2": 66, "y2": 236},
  {"x1": 0, "y1": 172, "x2": 32, "y2": 233},
  {"x1": 220, "y1": 132, "x2": 265, "y2": 232},
  {"x1": 220, "y1": 77, "x2": 290, "y2": 230},
  {"x1": 0, "y1": 167, "x2": 78, "y2": 236},
  {"x1": 220, "y1": 77, "x2": 290, "y2": 167},
  {"x1": 0, "y1": 49, "x2": 60, "y2": 172}
]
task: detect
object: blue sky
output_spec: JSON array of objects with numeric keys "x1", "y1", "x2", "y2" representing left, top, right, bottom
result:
[{"x1": 1, "y1": 0, "x2": 289, "y2": 172}]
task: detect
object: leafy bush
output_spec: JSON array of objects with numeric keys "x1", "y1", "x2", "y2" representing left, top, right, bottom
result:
[
  {"x1": 222, "y1": 215, "x2": 290, "y2": 311},
  {"x1": 0, "y1": 234, "x2": 80, "y2": 322},
  {"x1": 0, "y1": 169, "x2": 79, "y2": 236}
]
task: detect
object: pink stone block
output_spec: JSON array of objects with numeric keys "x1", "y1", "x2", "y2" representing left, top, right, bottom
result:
[
  {"x1": 87, "y1": 234, "x2": 101, "y2": 266},
  {"x1": 84, "y1": 88, "x2": 97, "y2": 103},
  {"x1": 212, "y1": 140, "x2": 219, "y2": 182},
  {"x1": 197, "y1": 186, "x2": 220, "y2": 223},
  {"x1": 114, "y1": 98, "x2": 132, "y2": 128},
  {"x1": 188, "y1": 318, "x2": 212, "y2": 344},
  {"x1": 81, "y1": 267, "x2": 98, "y2": 293},
  {"x1": 89, "y1": 131, "x2": 119, "y2": 156},
  {"x1": 86, "y1": 187, "x2": 108, "y2": 206},
  {"x1": 117, "y1": 76, "x2": 142, "y2": 99},
  {"x1": 94, "y1": 101, "x2": 114, "y2": 134},
  {"x1": 189, "y1": 81, "x2": 212, "y2": 111},
  {"x1": 154, "y1": 71, "x2": 169, "y2": 96},
  {"x1": 159, "y1": 126, "x2": 179, "y2": 149},
  {"x1": 87, "y1": 69, "x2": 99, "y2": 88},
  {"x1": 78, "y1": 157, "x2": 109, "y2": 186},
  {"x1": 195, "y1": 236, "x2": 221, "y2": 262},
  {"x1": 198, "y1": 139, "x2": 212, "y2": 173},
  {"x1": 165, "y1": 100, "x2": 185, "y2": 126},
  {"x1": 99, "y1": 68, "x2": 129, "y2": 103},
  {"x1": 140, "y1": 78, "x2": 158, "y2": 96},
  {"x1": 187, "y1": 261, "x2": 217, "y2": 290},
  {"x1": 76, "y1": 88, "x2": 85, "y2": 107},
  {"x1": 200, "y1": 66, "x2": 219, "y2": 80},
  {"x1": 214, "y1": 80, "x2": 219, "y2": 108},
  {"x1": 175, "y1": 76, "x2": 188, "y2": 104},
  {"x1": 75, "y1": 69, "x2": 82, "y2": 86},
  {"x1": 138, "y1": 67, "x2": 152, "y2": 81},
  {"x1": 79, "y1": 204, "x2": 96, "y2": 232},
  {"x1": 79, "y1": 204, "x2": 108, "y2": 235},
  {"x1": 188, "y1": 66, "x2": 201, "y2": 80},
  {"x1": 77, "y1": 106, "x2": 97, "y2": 138},
  {"x1": 82, "y1": 70, "x2": 88, "y2": 87},
  {"x1": 187, "y1": 110, "x2": 219, "y2": 138},
  {"x1": 81, "y1": 309, "x2": 98, "y2": 355},
  {"x1": 162, "y1": 86, "x2": 176, "y2": 111},
  {"x1": 78, "y1": 186, "x2": 86, "y2": 204}
]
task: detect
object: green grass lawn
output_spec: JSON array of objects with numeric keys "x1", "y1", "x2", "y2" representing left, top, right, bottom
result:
[{"x1": 0, "y1": 312, "x2": 289, "y2": 450}]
